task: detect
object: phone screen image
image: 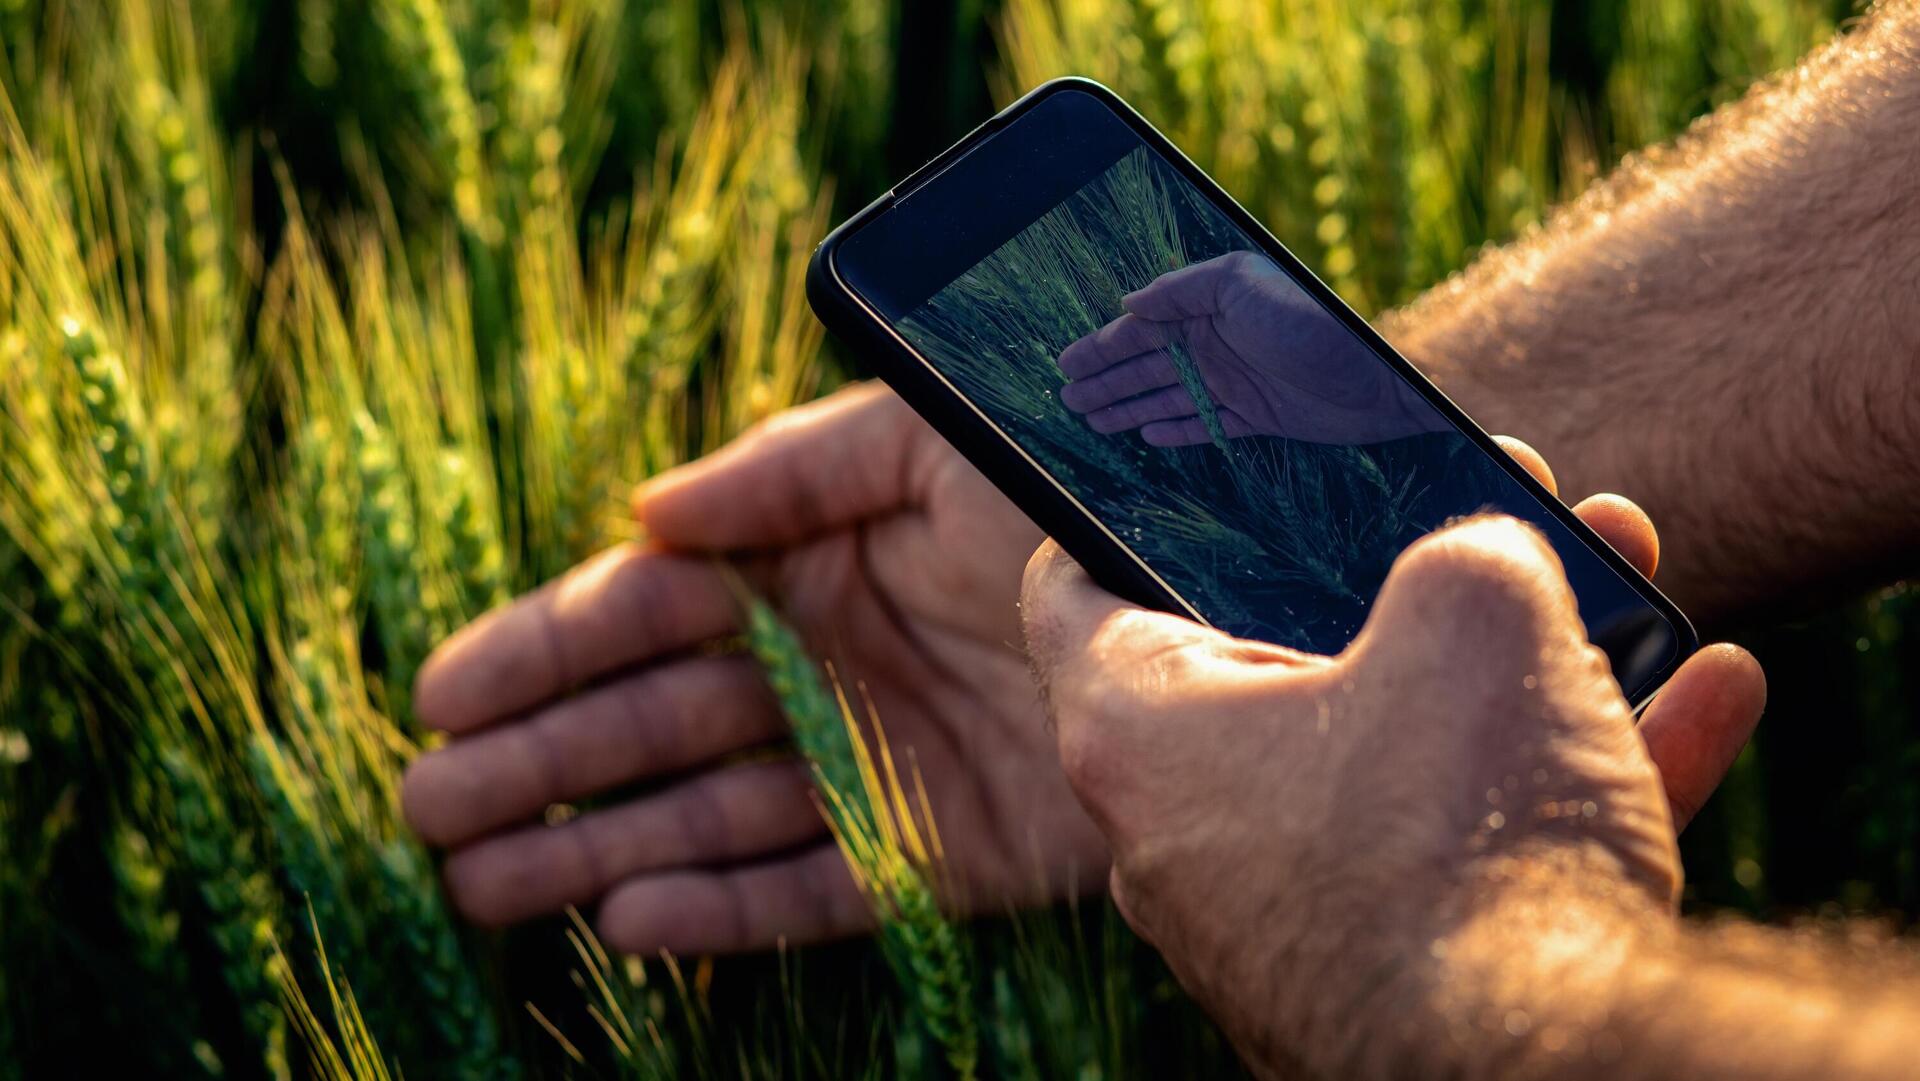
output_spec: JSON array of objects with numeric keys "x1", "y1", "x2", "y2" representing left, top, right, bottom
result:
[{"x1": 832, "y1": 87, "x2": 1685, "y2": 697}]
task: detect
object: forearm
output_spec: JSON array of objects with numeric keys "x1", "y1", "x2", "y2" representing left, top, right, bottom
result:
[
  {"x1": 1387, "y1": 0, "x2": 1920, "y2": 623},
  {"x1": 1408, "y1": 853, "x2": 1920, "y2": 1081}
]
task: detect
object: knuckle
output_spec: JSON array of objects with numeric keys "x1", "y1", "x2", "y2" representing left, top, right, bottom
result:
[
  {"x1": 520, "y1": 713, "x2": 575, "y2": 806},
  {"x1": 1083, "y1": 607, "x2": 1166, "y2": 661},
  {"x1": 605, "y1": 551, "x2": 676, "y2": 626},
  {"x1": 1392, "y1": 516, "x2": 1566, "y2": 624},
  {"x1": 744, "y1": 402, "x2": 812, "y2": 444},
  {"x1": 746, "y1": 386, "x2": 872, "y2": 447},
  {"x1": 671, "y1": 779, "x2": 730, "y2": 858},
  {"x1": 1131, "y1": 638, "x2": 1213, "y2": 705},
  {"x1": 1087, "y1": 613, "x2": 1211, "y2": 704},
  {"x1": 792, "y1": 853, "x2": 839, "y2": 934},
  {"x1": 613, "y1": 673, "x2": 676, "y2": 766},
  {"x1": 710, "y1": 872, "x2": 752, "y2": 948}
]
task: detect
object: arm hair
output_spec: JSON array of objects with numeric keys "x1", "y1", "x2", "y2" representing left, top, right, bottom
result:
[
  {"x1": 1415, "y1": 850, "x2": 1920, "y2": 1081},
  {"x1": 1388, "y1": 0, "x2": 1920, "y2": 623}
]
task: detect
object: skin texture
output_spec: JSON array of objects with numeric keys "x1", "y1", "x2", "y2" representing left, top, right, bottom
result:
[
  {"x1": 1013, "y1": 4, "x2": 1920, "y2": 1077},
  {"x1": 1021, "y1": 518, "x2": 1687, "y2": 1076},
  {"x1": 404, "y1": 383, "x2": 1085, "y2": 949},
  {"x1": 400, "y1": 3, "x2": 1920, "y2": 1075},
  {"x1": 401, "y1": 381, "x2": 1726, "y2": 954},
  {"x1": 1386, "y1": 0, "x2": 1920, "y2": 626},
  {"x1": 1022, "y1": 522, "x2": 1919, "y2": 1081}
]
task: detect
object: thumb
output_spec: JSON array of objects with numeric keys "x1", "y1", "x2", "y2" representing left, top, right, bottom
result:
[
  {"x1": 1353, "y1": 514, "x2": 1592, "y2": 675},
  {"x1": 1019, "y1": 540, "x2": 1174, "y2": 687},
  {"x1": 634, "y1": 382, "x2": 931, "y2": 550},
  {"x1": 1120, "y1": 253, "x2": 1233, "y2": 322},
  {"x1": 1019, "y1": 540, "x2": 1227, "y2": 710},
  {"x1": 1019, "y1": 539, "x2": 1240, "y2": 819}
]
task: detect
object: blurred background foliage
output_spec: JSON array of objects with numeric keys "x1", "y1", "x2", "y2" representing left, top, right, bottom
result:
[{"x1": 0, "y1": 0, "x2": 1911, "y2": 1077}]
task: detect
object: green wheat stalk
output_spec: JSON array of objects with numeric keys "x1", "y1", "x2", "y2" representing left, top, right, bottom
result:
[
  {"x1": 742, "y1": 590, "x2": 979, "y2": 1079},
  {"x1": 162, "y1": 746, "x2": 292, "y2": 1081}
]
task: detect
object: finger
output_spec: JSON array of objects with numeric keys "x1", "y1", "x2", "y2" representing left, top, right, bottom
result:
[
  {"x1": 1118, "y1": 252, "x2": 1244, "y2": 321},
  {"x1": 1355, "y1": 515, "x2": 1584, "y2": 668},
  {"x1": 1488, "y1": 437, "x2": 1661, "y2": 577},
  {"x1": 1021, "y1": 539, "x2": 1143, "y2": 680},
  {"x1": 1056, "y1": 313, "x2": 1174, "y2": 379},
  {"x1": 1021, "y1": 541, "x2": 1318, "y2": 834},
  {"x1": 403, "y1": 656, "x2": 783, "y2": 847},
  {"x1": 1493, "y1": 435, "x2": 1558, "y2": 497},
  {"x1": 1637, "y1": 644, "x2": 1766, "y2": 830},
  {"x1": 1058, "y1": 351, "x2": 1179, "y2": 413},
  {"x1": 1137, "y1": 418, "x2": 1208, "y2": 446},
  {"x1": 1019, "y1": 541, "x2": 1228, "y2": 716},
  {"x1": 596, "y1": 844, "x2": 874, "y2": 955},
  {"x1": 442, "y1": 760, "x2": 825, "y2": 928},
  {"x1": 1086, "y1": 384, "x2": 1211, "y2": 435},
  {"x1": 633, "y1": 381, "x2": 934, "y2": 550},
  {"x1": 1139, "y1": 409, "x2": 1255, "y2": 447},
  {"x1": 1571, "y1": 493, "x2": 1660, "y2": 579},
  {"x1": 414, "y1": 547, "x2": 740, "y2": 735}
]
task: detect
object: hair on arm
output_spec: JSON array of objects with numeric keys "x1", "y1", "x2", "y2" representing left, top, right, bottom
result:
[{"x1": 1387, "y1": 0, "x2": 1920, "y2": 623}]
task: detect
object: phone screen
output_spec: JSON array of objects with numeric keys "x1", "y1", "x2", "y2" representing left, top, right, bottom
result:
[{"x1": 834, "y1": 87, "x2": 1686, "y2": 698}]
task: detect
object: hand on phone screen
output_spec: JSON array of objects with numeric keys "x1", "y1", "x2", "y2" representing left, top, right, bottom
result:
[{"x1": 1056, "y1": 251, "x2": 1447, "y2": 447}]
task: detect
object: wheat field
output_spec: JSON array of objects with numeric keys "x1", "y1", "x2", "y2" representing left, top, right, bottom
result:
[{"x1": 1, "y1": 0, "x2": 1906, "y2": 1078}]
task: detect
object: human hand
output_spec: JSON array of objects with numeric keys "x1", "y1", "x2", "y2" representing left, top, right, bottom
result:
[
  {"x1": 1020, "y1": 477, "x2": 1765, "y2": 1076},
  {"x1": 1058, "y1": 251, "x2": 1447, "y2": 447},
  {"x1": 400, "y1": 372, "x2": 1749, "y2": 974},
  {"x1": 400, "y1": 382, "x2": 1102, "y2": 955}
]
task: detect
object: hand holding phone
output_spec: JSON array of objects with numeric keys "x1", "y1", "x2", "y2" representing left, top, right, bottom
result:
[
  {"x1": 810, "y1": 79, "x2": 1696, "y2": 701},
  {"x1": 403, "y1": 79, "x2": 1722, "y2": 961}
]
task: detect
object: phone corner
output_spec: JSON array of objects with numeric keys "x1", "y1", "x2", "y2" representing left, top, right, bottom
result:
[
  {"x1": 1015, "y1": 75, "x2": 1127, "y2": 111},
  {"x1": 1625, "y1": 608, "x2": 1701, "y2": 716}
]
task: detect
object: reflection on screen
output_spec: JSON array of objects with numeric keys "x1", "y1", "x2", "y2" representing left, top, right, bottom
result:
[{"x1": 893, "y1": 146, "x2": 1672, "y2": 684}]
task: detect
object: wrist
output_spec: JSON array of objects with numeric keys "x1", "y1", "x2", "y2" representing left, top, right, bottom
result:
[
  {"x1": 1417, "y1": 845, "x2": 1674, "y2": 1078},
  {"x1": 1420, "y1": 847, "x2": 1920, "y2": 1081},
  {"x1": 1249, "y1": 843, "x2": 1672, "y2": 1081}
]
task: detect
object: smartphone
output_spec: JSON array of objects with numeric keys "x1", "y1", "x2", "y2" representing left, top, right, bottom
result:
[{"x1": 806, "y1": 78, "x2": 1695, "y2": 705}]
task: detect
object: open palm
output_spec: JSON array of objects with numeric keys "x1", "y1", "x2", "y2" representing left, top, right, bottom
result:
[
  {"x1": 402, "y1": 382, "x2": 1752, "y2": 957},
  {"x1": 400, "y1": 383, "x2": 1101, "y2": 954},
  {"x1": 1058, "y1": 251, "x2": 1446, "y2": 446}
]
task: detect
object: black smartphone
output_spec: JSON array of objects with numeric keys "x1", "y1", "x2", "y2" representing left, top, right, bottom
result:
[{"x1": 806, "y1": 78, "x2": 1696, "y2": 705}]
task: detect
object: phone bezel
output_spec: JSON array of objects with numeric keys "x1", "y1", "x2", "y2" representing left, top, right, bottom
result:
[{"x1": 805, "y1": 76, "x2": 1698, "y2": 706}]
